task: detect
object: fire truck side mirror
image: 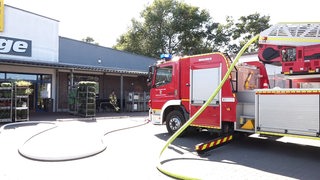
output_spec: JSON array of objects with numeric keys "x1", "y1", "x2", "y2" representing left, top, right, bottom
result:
[{"x1": 147, "y1": 65, "x2": 155, "y2": 86}]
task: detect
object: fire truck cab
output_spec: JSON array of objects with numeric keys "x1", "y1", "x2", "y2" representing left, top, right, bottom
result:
[{"x1": 148, "y1": 53, "x2": 269, "y2": 134}]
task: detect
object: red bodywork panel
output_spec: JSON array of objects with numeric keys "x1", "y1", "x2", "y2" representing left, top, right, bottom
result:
[{"x1": 258, "y1": 44, "x2": 320, "y2": 74}]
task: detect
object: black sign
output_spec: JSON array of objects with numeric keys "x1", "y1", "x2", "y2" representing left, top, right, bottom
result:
[{"x1": 0, "y1": 36, "x2": 32, "y2": 57}]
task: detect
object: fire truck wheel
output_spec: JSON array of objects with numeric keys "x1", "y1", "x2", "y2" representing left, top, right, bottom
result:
[{"x1": 166, "y1": 110, "x2": 186, "y2": 135}]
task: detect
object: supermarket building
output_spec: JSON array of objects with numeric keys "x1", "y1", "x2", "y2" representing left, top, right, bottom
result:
[{"x1": 0, "y1": 5, "x2": 156, "y2": 113}]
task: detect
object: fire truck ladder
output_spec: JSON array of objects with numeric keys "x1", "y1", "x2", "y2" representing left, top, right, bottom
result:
[
  {"x1": 224, "y1": 53, "x2": 238, "y2": 93},
  {"x1": 259, "y1": 22, "x2": 320, "y2": 46}
]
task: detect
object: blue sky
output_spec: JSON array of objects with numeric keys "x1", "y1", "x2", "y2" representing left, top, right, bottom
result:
[{"x1": 7, "y1": 0, "x2": 319, "y2": 47}]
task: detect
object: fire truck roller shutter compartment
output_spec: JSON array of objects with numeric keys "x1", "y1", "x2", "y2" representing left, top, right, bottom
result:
[
  {"x1": 256, "y1": 90, "x2": 320, "y2": 137},
  {"x1": 191, "y1": 67, "x2": 220, "y2": 105}
]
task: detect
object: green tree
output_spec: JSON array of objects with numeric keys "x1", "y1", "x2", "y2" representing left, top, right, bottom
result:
[
  {"x1": 82, "y1": 37, "x2": 99, "y2": 45},
  {"x1": 114, "y1": 19, "x2": 146, "y2": 55},
  {"x1": 113, "y1": 0, "x2": 214, "y2": 58},
  {"x1": 224, "y1": 13, "x2": 271, "y2": 54},
  {"x1": 113, "y1": 0, "x2": 271, "y2": 58},
  {"x1": 205, "y1": 17, "x2": 233, "y2": 52}
]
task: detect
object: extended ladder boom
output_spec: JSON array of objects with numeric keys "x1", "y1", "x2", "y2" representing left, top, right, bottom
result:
[{"x1": 259, "y1": 22, "x2": 320, "y2": 46}]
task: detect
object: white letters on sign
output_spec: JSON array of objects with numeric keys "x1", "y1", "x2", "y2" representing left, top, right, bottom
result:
[{"x1": 0, "y1": 36, "x2": 31, "y2": 56}]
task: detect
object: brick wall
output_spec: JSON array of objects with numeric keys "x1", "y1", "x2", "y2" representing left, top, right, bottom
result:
[{"x1": 58, "y1": 72, "x2": 69, "y2": 110}]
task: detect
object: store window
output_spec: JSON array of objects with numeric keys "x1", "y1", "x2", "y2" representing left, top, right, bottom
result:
[
  {"x1": 0, "y1": 72, "x2": 52, "y2": 112},
  {"x1": 6, "y1": 73, "x2": 37, "y2": 81},
  {"x1": 0, "y1": 73, "x2": 5, "y2": 80}
]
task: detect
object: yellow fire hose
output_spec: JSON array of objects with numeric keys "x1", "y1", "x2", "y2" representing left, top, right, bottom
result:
[{"x1": 157, "y1": 35, "x2": 259, "y2": 179}]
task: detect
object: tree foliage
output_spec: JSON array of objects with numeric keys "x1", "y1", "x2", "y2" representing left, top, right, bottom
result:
[
  {"x1": 225, "y1": 13, "x2": 271, "y2": 55},
  {"x1": 113, "y1": 0, "x2": 271, "y2": 58},
  {"x1": 114, "y1": 0, "x2": 213, "y2": 58},
  {"x1": 114, "y1": 19, "x2": 146, "y2": 55},
  {"x1": 82, "y1": 37, "x2": 99, "y2": 45}
]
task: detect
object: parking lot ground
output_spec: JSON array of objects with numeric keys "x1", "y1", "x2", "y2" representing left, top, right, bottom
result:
[{"x1": 0, "y1": 113, "x2": 320, "y2": 180}]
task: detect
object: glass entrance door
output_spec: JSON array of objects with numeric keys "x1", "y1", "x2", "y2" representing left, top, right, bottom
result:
[{"x1": 36, "y1": 75, "x2": 52, "y2": 112}]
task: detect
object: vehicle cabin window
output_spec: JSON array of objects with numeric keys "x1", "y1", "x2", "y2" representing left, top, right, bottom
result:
[{"x1": 155, "y1": 66, "x2": 172, "y2": 87}]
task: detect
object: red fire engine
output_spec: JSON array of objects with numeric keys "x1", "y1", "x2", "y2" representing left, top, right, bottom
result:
[{"x1": 148, "y1": 23, "x2": 320, "y2": 151}]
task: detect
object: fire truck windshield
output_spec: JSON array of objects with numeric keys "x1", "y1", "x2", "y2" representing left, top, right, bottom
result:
[{"x1": 155, "y1": 66, "x2": 172, "y2": 87}]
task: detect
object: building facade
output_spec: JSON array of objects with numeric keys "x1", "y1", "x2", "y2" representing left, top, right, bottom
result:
[{"x1": 0, "y1": 5, "x2": 156, "y2": 114}]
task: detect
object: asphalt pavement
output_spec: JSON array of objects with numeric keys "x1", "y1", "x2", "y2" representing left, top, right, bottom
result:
[{"x1": 0, "y1": 112, "x2": 320, "y2": 180}]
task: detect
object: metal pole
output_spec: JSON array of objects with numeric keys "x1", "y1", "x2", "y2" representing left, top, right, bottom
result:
[
  {"x1": 120, "y1": 74, "x2": 123, "y2": 112},
  {"x1": 70, "y1": 68, "x2": 74, "y2": 88},
  {"x1": 55, "y1": 69, "x2": 59, "y2": 112}
]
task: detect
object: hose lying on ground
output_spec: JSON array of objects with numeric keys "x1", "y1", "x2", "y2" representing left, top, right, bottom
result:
[
  {"x1": 156, "y1": 35, "x2": 259, "y2": 180},
  {"x1": 1, "y1": 117, "x2": 150, "y2": 162}
]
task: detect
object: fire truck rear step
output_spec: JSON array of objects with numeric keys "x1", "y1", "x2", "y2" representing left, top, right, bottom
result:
[{"x1": 195, "y1": 134, "x2": 233, "y2": 155}]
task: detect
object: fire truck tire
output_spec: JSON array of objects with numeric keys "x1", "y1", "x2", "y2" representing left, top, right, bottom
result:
[{"x1": 166, "y1": 110, "x2": 186, "y2": 135}]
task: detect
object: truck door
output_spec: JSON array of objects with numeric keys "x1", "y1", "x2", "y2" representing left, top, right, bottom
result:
[
  {"x1": 149, "y1": 65, "x2": 176, "y2": 110},
  {"x1": 190, "y1": 57, "x2": 222, "y2": 129}
]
